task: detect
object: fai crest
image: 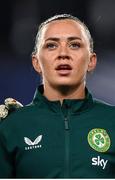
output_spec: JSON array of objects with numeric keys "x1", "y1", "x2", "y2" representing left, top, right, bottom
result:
[{"x1": 88, "y1": 128, "x2": 111, "y2": 152}]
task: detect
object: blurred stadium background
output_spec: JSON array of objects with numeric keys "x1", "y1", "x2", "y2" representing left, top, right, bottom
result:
[{"x1": 0, "y1": 0, "x2": 115, "y2": 105}]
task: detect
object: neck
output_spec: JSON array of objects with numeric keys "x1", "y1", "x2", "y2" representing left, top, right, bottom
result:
[{"x1": 43, "y1": 83, "x2": 86, "y2": 103}]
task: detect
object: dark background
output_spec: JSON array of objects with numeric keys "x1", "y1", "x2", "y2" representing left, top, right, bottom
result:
[{"x1": 0, "y1": 0, "x2": 115, "y2": 105}]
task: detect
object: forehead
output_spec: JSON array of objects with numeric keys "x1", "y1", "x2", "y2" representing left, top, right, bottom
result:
[{"x1": 40, "y1": 19, "x2": 88, "y2": 41}]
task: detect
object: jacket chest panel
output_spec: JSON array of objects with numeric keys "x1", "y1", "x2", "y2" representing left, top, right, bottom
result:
[
  {"x1": 69, "y1": 115, "x2": 115, "y2": 178},
  {"x1": 14, "y1": 113, "x2": 115, "y2": 178}
]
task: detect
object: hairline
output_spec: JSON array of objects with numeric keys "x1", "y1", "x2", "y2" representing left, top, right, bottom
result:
[{"x1": 32, "y1": 14, "x2": 94, "y2": 55}]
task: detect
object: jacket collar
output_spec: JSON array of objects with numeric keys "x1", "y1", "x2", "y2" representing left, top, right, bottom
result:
[{"x1": 32, "y1": 85, "x2": 94, "y2": 114}]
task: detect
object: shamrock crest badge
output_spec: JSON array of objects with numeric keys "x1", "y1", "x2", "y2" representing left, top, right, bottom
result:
[{"x1": 88, "y1": 128, "x2": 111, "y2": 152}]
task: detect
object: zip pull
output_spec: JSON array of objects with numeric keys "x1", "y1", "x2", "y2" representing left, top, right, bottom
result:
[{"x1": 64, "y1": 117, "x2": 69, "y2": 130}]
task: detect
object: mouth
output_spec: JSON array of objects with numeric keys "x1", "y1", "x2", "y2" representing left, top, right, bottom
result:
[{"x1": 55, "y1": 64, "x2": 72, "y2": 75}]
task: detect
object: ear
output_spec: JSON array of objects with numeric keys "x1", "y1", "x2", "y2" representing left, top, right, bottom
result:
[
  {"x1": 87, "y1": 53, "x2": 97, "y2": 72},
  {"x1": 32, "y1": 55, "x2": 42, "y2": 74}
]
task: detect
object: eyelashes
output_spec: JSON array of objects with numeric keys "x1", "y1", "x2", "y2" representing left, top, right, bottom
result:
[
  {"x1": 69, "y1": 42, "x2": 81, "y2": 49},
  {"x1": 44, "y1": 41, "x2": 81, "y2": 50},
  {"x1": 45, "y1": 43, "x2": 57, "y2": 50}
]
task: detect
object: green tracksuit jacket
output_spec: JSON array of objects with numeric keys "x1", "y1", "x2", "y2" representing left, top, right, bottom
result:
[{"x1": 0, "y1": 85, "x2": 115, "y2": 178}]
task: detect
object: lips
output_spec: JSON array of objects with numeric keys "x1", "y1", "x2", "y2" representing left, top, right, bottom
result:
[
  {"x1": 55, "y1": 64, "x2": 72, "y2": 71},
  {"x1": 55, "y1": 64, "x2": 72, "y2": 75}
]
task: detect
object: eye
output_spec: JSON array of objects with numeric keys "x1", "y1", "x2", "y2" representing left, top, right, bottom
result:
[
  {"x1": 45, "y1": 42, "x2": 57, "y2": 50},
  {"x1": 69, "y1": 42, "x2": 80, "y2": 49}
]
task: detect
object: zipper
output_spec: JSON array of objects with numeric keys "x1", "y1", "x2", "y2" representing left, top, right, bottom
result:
[
  {"x1": 65, "y1": 117, "x2": 69, "y2": 130},
  {"x1": 64, "y1": 117, "x2": 70, "y2": 178}
]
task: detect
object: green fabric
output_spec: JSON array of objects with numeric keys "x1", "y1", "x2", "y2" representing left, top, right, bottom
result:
[{"x1": 0, "y1": 85, "x2": 115, "y2": 178}]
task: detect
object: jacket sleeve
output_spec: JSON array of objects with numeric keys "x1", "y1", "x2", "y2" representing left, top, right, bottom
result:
[{"x1": 0, "y1": 131, "x2": 14, "y2": 178}]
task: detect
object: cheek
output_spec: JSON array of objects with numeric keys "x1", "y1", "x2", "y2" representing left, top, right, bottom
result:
[
  {"x1": 38, "y1": 55, "x2": 52, "y2": 75},
  {"x1": 73, "y1": 56, "x2": 90, "y2": 73}
]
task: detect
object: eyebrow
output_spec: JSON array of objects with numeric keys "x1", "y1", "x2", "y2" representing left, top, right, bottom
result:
[{"x1": 45, "y1": 36, "x2": 82, "y2": 42}]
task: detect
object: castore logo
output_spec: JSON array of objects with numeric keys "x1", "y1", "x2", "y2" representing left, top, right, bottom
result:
[{"x1": 24, "y1": 135, "x2": 42, "y2": 150}]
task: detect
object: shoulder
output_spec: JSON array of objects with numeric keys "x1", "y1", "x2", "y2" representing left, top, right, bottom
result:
[
  {"x1": 0, "y1": 103, "x2": 37, "y2": 129},
  {"x1": 93, "y1": 98, "x2": 115, "y2": 112}
]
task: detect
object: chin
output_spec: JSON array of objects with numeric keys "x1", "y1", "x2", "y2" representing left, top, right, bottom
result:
[
  {"x1": 55, "y1": 78, "x2": 73, "y2": 85},
  {"x1": 55, "y1": 82, "x2": 72, "y2": 87}
]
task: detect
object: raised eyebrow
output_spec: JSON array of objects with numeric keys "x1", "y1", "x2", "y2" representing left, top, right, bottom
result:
[
  {"x1": 45, "y1": 37, "x2": 82, "y2": 42},
  {"x1": 67, "y1": 37, "x2": 82, "y2": 41},
  {"x1": 45, "y1": 37, "x2": 60, "y2": 42}
]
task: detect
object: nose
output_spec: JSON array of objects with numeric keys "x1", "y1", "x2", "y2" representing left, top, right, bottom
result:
[{"x1": 58, "y1": 44, "x2": 70, "y2": 60}]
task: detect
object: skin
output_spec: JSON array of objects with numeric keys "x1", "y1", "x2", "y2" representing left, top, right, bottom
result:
[{"x1": 32, "y1": 19, "x2": 97, "y2": 102}]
